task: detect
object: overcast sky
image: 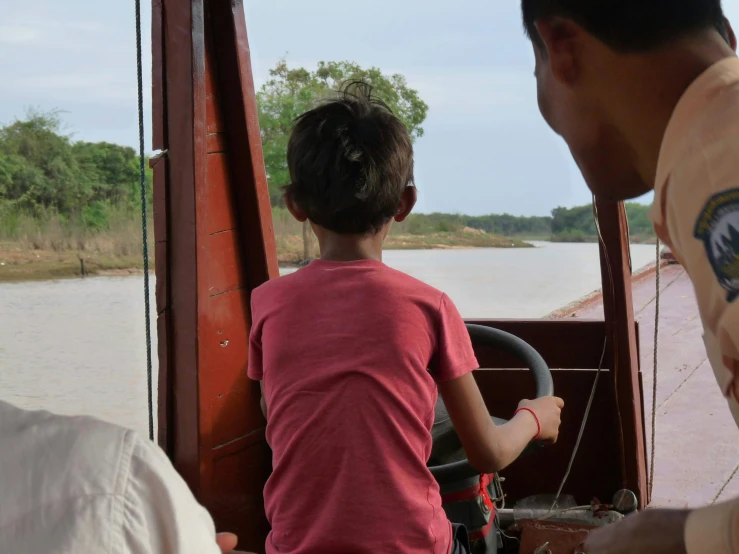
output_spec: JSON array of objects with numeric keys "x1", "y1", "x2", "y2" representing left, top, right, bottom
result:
[{"x1": 3, "y1": 1, "x2": 739, "y2": 216}]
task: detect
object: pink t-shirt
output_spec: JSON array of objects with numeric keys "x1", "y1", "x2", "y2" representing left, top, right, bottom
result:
[{"x1": 248, "y1": 258, "x2": 478, "y2": 554}]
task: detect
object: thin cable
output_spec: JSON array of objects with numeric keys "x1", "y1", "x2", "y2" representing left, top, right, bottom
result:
[
  {"x1": 649, "y1": 238, "x2": 661, "y2": 500},
  {"x1": 550, "y1": 337, "x2": 607, "y2": 510},
  {"x1": 135, "y1": 0, "x2": 155, "y2": 442},
  {"x1": 538, "y1": 505, "x2": 594, "y2": 521},
  {"x1": 495, "y1": 519, "x2": 520, "y2": 547},
  {"x1": 549, "y1": 196, "x2": 612, "y2": 512},
  {"x1": 623, "y1": 204, "x2": 633, "y2": 274}
]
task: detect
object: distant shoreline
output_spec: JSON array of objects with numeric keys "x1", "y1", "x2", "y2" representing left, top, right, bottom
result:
[{"x1": 0, "y1": 231, "x2": 534, "y2": 283}]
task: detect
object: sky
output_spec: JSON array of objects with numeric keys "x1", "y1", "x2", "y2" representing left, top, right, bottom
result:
[{"x1": 2, "y1": 1, "x2": 739, "y2": 216}]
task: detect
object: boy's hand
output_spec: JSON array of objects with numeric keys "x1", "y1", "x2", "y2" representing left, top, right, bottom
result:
[{"x1": 517, "y1": 396, "x2": 564, "y2": 443}]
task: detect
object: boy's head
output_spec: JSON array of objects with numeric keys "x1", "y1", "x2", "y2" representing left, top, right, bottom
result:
[
  {"x1": 522, "y1": 0, "x2": 736, "y2": 201},
  {"x1": 285, "y1": 82, "x2": 416, "y2": 236}
]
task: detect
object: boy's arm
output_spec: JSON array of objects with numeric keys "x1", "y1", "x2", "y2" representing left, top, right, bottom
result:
[
  {"x1": 431, "y1": 292, "x2": 563, "y2": 472},
  {"x1": 438, "y1": 373, "x2": 563, "y2": 473}
]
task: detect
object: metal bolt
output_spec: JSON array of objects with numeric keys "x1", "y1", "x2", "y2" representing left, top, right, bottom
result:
[{"x1": 613, "y1": 489, "x2": 638, "y2": 514}]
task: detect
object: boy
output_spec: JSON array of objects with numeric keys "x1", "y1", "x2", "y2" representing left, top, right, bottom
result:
[
  {"x1": 520, "y1": 1, "x2": 739, "y2": 552},
  {"x1": 248, "y1": 83, "x2": 563, "y2": 554}
]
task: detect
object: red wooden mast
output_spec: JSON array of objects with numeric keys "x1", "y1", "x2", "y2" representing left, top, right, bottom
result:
[{"x1": 152, "y1": 0, "x2": 278, "y2": 549}]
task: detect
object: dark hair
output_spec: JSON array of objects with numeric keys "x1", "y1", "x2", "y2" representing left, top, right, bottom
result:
[
  {"x1": 285, "y1": 81, "x2": 414, "y2": 235},
  {"x1": 522, "y1": 0, "x2": 727, "y2": 52}
]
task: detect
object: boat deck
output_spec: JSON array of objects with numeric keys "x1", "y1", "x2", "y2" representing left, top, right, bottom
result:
[{"x1": 562, "y1": 263, "x2": 739, "y2": 508}]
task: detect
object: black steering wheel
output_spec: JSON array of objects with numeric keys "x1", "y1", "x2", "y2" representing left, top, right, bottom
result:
[{"x1": 428, "y1": 324, "x2": 554, "y2": 483}]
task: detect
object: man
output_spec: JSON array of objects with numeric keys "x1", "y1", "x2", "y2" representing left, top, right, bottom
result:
[
  {"x1": 521, "y1": 1, "x2": 739, "y2": 552},
  {"x1": 0, "y1": 399, "x2": 251, "y2": 554}
]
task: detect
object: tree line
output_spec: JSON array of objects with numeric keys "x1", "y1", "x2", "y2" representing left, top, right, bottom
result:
[
  {"x1": 0, "y1": 59, "x2": 654, "y2": 245},
  {"x1": 0, "y1": 110, "x2": 152, "y2": 233},
  {"x1": 0, "y1": 110, "x2": 653, "y2": 243},
  {"x1": 393, "y1": 204, "x2": 654, "y2": 242}
]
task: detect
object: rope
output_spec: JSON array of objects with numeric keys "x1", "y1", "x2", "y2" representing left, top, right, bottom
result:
[
  {"x1": 135, "y1": 0, "x2": 155, "y2": 442},
  {"x1": 549, "y1": 197, "x2": 611, "y2": 511},
  {"x1": 649, "y1": 238, "x2": 661, "y2": 500}
]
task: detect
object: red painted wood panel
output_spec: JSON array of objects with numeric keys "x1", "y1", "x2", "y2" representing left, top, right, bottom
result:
[
  {"x1": 595, "y1": 199, "x2": 648, "y2": 506},
  {"x1": 205, "y1": 26, "x2": 225, "y2": 136},
  {"x1": 157, "y1": 312, "x2": 170, "y2": 451},
  {"x1": 209, "y1": 0, "x2": 279, "y2": 287},
  {"x1": 205, "y1": 153, "x2": 237, "y2": 236},
  {"x1": 205, "y1": 230, "x2": 245, "y2": 297},
  {"x1": 475, "y1": 369, "x2": 621, "y2": 505},
  {"x1": 211, "y1": 438, "x2": 272, "y2": 553},
  {"x1": 206, "y1": 132, "x2": 228, "y2": 154},
  {"x1": 151, "y1": 0, "x2": 165, "y2": 151},
  {"x1": 155, "y1": 1, "x2": 278, "y2": 543},
  {"x1": 466, "y1": 319, "x2": 610, "y2": 370},
  {"x1": 152, "y1": 157, "x2": 168, "y2": 245},
  {"x1": 519, "y1": 521, "x2": 592, "y2": 554},
  {"x1": 152, "y1": 158, "x2": 168, "y2": 318},
  {"x1": 157, "y1": 0, "x2": 205, "y2": 496},
  {"x1": 199, "y1": 289, "x2": 263, "y2": 448}
]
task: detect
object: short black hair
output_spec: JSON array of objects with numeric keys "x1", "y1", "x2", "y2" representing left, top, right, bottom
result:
[
  {"x1": 285, "y1": 81, "x2": 414, "y2": 235},
  {"x1": 522, "y1": 0, "x2": 727, "y2": 52}
]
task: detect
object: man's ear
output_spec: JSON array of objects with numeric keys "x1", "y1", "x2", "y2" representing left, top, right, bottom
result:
[
  {"x1": 284, "y1": 191, "x2": 308, "y2": 223},
  {"x1": 394, "y1": 186, "x2": 418, "y2": 223},
  {"x1": 534, "y1": 17, "x2": 583, "y2": 86},
  {"x1": 726, "y1": 18, "x2": 737, "y2": 52}
]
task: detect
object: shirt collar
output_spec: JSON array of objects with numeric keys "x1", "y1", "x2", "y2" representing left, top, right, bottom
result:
[{"x1": 651, "y1": 56, "x2": 739, "y2": 226}]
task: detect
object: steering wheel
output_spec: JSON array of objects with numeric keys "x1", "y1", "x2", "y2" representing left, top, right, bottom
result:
[{"x1": 428, "y1": 324, "x2": 554, "y2": 483}]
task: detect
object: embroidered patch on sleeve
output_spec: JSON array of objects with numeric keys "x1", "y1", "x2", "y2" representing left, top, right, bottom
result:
[{"x1": 694, "y1": 189, "x2": 739, "y2": 303}]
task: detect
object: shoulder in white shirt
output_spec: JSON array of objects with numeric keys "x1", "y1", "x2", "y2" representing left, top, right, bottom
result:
[{"x1": 0, "y1": 400, "x2": 221, "y2": 554}]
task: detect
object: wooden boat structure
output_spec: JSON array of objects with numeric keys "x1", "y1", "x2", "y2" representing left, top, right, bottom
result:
[{"x1": 148, "y1": 1, "x2": 680, "y2": 552}]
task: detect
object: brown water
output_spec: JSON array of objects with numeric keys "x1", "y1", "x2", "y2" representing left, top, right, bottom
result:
[{"x1": 0, "y1": 242, "x2": 657, "y2": 434}]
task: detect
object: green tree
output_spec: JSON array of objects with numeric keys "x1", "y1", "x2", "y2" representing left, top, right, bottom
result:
[
  {"x1": 72, "y1": 141, "x2": 140, "y2": 207},
  {"x1": 257, "y1": 60, "x2": 429, "y2": 259},
  {"x1": 258, "y1": 60, "x2": 429, "y2": 205},
  {"x1": 0, "y1": 110, "x2": 152, "y2": 233},
  {"x1": 550, "y1": 203, "x2": 654, "y2": 242},
  {"x1": 0, "y1": 110, "x2": 83, "y2": 212}
]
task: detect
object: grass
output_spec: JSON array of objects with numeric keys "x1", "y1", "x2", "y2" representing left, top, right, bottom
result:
[
  {"x1": 0, "y1": 206, "x2": 533, "y2": 282},
  {"x1": 0, "y1": 205, "x2": 150, "y2": 282}
]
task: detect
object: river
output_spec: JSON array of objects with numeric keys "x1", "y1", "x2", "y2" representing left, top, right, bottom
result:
[{"x1": 0, "y1": 242, "x2": 657, "y2": 435}]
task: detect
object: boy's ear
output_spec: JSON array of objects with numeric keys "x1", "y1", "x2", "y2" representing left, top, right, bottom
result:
[
  {"x1": 394, "y1": 186, "x2": 417, "y2": 223},
  {"x1": 284, "y1": 192, "x2": 308, "y2": 223}
]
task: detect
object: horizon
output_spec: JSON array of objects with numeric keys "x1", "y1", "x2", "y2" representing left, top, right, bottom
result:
[{"x1": 3, "y1": 1, "x2": 738, "y2": 217}]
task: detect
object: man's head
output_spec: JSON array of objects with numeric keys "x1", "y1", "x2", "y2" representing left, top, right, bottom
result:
[
  {"x1": 523, "y1": 0, "x2": 734, "y2": 201},
  {"x1": 285, "y1": 82, "x2": 416, "y2": 237}
]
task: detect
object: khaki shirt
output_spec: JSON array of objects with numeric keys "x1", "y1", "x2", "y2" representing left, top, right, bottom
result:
[{"x1": 650, "y1": 56, "x2": 739, "y2": 554}]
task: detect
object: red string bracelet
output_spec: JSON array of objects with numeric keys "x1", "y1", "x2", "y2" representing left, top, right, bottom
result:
[{"x1": 514, "y1": 407, "x2": 541, "y2": 440}]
